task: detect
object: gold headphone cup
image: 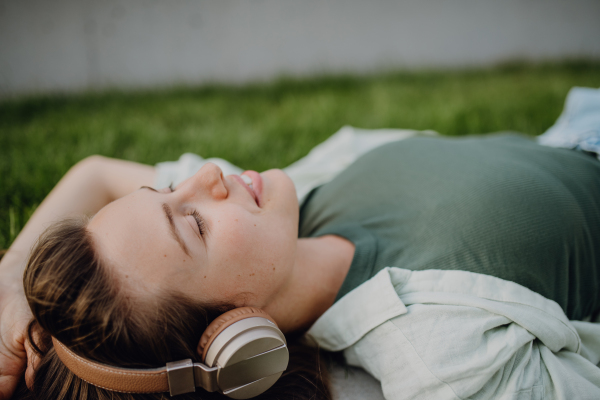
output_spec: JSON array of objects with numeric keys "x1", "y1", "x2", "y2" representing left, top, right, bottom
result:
[{"x1": 198, "y1": 307, "x2": 276, "y2": 362}]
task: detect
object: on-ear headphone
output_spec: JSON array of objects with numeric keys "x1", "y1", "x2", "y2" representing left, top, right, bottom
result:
[{"x1": 52, "y1": 307, "x2": 289, "y2": 399}]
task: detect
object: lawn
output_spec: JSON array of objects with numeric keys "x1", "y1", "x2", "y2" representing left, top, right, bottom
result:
[{"x1": 1, "y1": 61, "x2": 600, "y2": 250}]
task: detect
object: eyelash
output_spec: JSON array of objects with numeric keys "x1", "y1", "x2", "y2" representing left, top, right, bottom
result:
[
  {"x1": 191, "y1": 210, "x2": 206, "y2": 236},
  {"x1": 168, "y1": 183, "x2": 206, "y2": 237}
]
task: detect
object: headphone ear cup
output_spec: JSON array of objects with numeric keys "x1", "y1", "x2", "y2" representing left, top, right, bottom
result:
[
  {"x1": 198, "y1": 307, "x2": 288, "y2": 399},
  {"x1": 198, "y1": 307, "x2": 277, "y2": 362}
]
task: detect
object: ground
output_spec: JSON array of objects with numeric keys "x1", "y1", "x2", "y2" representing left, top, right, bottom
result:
[{"x1": 1, "y1": 61, "x2": 600, "y2": 250}]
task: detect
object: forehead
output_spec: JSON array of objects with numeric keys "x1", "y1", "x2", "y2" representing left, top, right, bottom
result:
[{"x1": 88, "y1": 191, "x2": 190, "y2": 287}]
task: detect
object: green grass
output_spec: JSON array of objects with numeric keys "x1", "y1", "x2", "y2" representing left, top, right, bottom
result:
[{"x1": 1, "y1": 61, "x2": 600, "y2": 250}]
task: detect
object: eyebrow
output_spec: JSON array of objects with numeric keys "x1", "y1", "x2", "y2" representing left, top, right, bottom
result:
[
  {"x1": 139, "y1": 186, "x2": 191, "y2": 257},
  {"x1": 162, "y1": 203, "x2": 191, "y2": 257}
]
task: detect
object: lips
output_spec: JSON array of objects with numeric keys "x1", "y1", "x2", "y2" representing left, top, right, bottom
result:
[
  {"x1": 242, "y1": 171, "x2": 263, "y2": 207},
  {"x1": 232, "y1": 171, "x2": 263, "y2": 207}
]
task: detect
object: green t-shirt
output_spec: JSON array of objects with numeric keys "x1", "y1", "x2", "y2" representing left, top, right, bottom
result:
[{"x1": 298, "y1": 134, "x2": 600, "y2": 320}]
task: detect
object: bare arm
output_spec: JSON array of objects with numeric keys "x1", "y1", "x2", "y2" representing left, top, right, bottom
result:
[{"x1": 0, "y1": 155, "x2": 155, "y2": 399}]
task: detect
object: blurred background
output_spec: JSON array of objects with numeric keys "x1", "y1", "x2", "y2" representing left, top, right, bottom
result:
[
  {"x1": 2, "y1": 0, "x2": 600, "y2": 94},
  {"x1": 1, "y1": 0, "x2": 600, "y2": 250}
]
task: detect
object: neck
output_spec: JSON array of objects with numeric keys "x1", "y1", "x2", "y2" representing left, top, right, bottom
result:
[{"x1": 263, "y1": 235, "x2": 355, "y2": 333}]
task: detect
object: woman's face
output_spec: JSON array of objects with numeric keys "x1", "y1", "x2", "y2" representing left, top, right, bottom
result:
[{"x1": 88, "y1": 163, "x2": 300, "y2": 308}]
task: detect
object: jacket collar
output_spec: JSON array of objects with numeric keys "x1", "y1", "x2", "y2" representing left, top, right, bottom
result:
[{"x1": 306, "y1": 268, "x2": 407, "y2": 351}]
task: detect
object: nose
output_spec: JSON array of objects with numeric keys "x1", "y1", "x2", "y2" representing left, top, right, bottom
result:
[{"x1": 177, "y1": 162, "x2": 228, "y2": 200}]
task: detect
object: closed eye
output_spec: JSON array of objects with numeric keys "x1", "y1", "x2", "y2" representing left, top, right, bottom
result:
[
  {"x1": 167, "y1": 183, "x2": 207, "y2": 238},
  {"x1": 190, "y1": 210, "x2": 206, "y2": 237}
]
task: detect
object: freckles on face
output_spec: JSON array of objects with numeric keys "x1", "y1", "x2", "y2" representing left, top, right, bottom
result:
[
  {"x1": 199, "y1": 215, "x2": 273, "y2": 299},
  {"x1": 195, "y1": 180, "x2": 298, "y2": 305},
  {"x1": 88, "y1": 167, "x2": 299, "y2": 306}
]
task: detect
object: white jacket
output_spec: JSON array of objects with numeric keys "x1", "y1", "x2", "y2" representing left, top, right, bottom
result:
[{"x1": 307, "y1": 267, "x2": 600, "y2": 400}]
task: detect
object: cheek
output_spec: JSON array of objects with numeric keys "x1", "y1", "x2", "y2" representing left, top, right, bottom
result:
[
  {"x1": 218, "y1": 224, "x2": 278, "y2": 272},
  {"x1": 211, "y1": 216, "x2": 294, "y2": 287}
]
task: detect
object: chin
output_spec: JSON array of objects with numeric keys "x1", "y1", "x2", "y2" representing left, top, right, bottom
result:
[{"x1": 262, "y1": 169, "x2": 299, "y2": 209}]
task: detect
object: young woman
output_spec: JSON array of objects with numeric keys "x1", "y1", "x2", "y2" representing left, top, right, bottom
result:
[{"x1": 1, "y1": 88, "x2": 600, "y2": 400}]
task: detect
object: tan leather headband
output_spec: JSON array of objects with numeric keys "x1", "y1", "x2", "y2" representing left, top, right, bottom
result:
[
  {"x1": 52, "y1": 337, "x2": 170, "y2": 393},
  {"x1": 50, "y1": 313, "x2": 288, "y2": 398}
]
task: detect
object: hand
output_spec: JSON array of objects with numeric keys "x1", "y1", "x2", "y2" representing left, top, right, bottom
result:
[{"x1": 0, "y1": 286, "x2": 37, "y2": 400}]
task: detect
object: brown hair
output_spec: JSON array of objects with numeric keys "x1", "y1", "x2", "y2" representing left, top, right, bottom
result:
[{"x1": 18, "y1": 218, "x2": 331, "y2": 400}]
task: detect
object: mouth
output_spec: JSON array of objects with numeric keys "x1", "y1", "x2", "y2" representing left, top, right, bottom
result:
[{"x1": 233, "y1": 171, "x2": 263, "y2": 207}]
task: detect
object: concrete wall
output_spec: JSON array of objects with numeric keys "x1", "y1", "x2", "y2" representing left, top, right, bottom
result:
[{"x1": 1, "y1": 0, "x2": 599, "y2": 96}]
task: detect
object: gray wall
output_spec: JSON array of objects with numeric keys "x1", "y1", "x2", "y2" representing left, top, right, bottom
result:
[{"x1": 1, "y1": 0, "x2": 599, "y2": 96}]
